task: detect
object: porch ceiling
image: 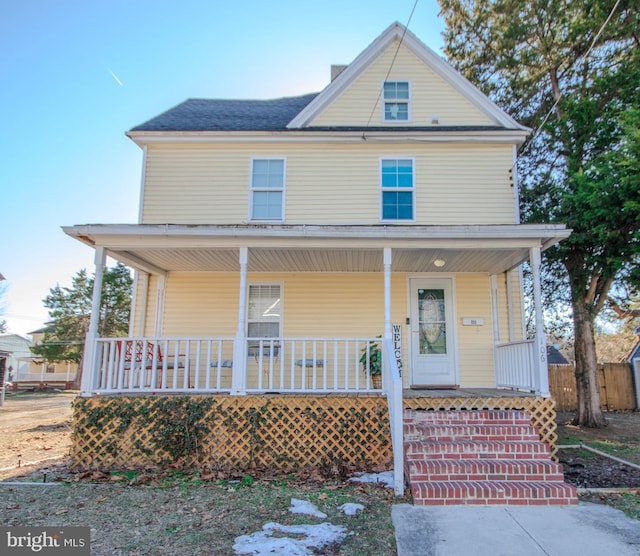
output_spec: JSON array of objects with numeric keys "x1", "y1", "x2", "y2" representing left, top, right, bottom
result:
[{"x1": 63, "y1": 223, "x2": 571, "y2": 276}]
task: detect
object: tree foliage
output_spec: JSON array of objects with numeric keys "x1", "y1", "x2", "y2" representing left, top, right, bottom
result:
[
  {"x1": 32, "y1": 263, "x2": 133, "y2": 366},
  {"x1": 438, "y1": 0, "x2": 640, "y2": 426}
]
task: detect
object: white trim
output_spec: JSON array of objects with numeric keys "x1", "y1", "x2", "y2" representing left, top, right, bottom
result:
[
  {"x1": 233, "y1": 247, "x2": 249, "y2": 395},
  {"x1": 246, "y1": 281, "x2": 284, "y2": 339},
  {"x1": 506, "y1": 269, "x2": 516, "y2": 342},
  {"x1": 379, "y1": 157, "x2": 416, "y2": 222},
  {"x1": 512, "y1": 145, "x2": 520, "y2": 224},
  {"x1": 64, "y1": 223, "x2": 571, "y2": 244},
  {"x1": 406, "y1": 274, "x2": 459, "y2": 387},
  {"x1": 382, "y1": 80, "x2": 412, "y2": 124},
  {"x1": 127, "y1": 129, "x2": 530, "y2": 145},
  {"x1": 80, "y1": 246, "x2": 106, "y2": 393},
  {"x1": 249, "y1": 157, "x2": 286, "y2": 223},
  {"x1": 128, "y1": 271, "x2": 138, "y2": 337},
  {"x1": 287, "y1": 22, "x2": 529, "y2": 132},
  {"x1": 137, "y1": 145, "x2": 148, "y2": 224},
  {"x1": 137, "y1": 272, "x2": 149, "y2": 337},
  {"x1": 518, "y1": 266, "x2": 527, "y2": 339},
  {"x1": 490, "y1": 274, "x2": 500, "y2": 344},
  {"x1": 154, "y1": 275, "x2": 166, "y2": 337},
  {"x1": 383, "y1": 248, "x2": 393, "y2": 340}
]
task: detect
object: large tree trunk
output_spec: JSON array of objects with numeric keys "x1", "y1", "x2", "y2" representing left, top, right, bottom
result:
[
  {"x1": 571, "y1": 298, "x2": 607, "y2": 427},
  {"x1": 72, "y1": 352, "x2": 84, "y2": 391}
]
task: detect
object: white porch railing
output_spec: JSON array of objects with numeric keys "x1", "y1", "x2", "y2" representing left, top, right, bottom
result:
[
  {"x1": 90, "y1": 337, "x2": 383, "y2": 394},
  {"x1": 245, "y1": 337, "x2": 381, "y2": 393},
  {"x1": 495, "y1": 339, "x2": 538, "y2": 391},
  {"x1": 382, "y1": 336, "x2": 404, "y2": 496},
  {"x1": 93, "y1": 337, "x2": 235, "y2": 393}
]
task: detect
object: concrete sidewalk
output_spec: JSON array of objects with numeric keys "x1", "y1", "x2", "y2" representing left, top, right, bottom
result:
[{"x1": 392, "y1": 502, "x2": 640, "y2": 556}]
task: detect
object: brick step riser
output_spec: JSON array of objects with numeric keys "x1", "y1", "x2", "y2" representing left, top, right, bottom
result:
[
  {"x1": 404, "y1": 429, "x2": 540, "y2": 443},
  {"x1": 405, "y1": 424, "x2": 538, "y2": 436},
  {"x1": 407, "y1": 460, "x2": 564, "y2": 481},
  {"x1": 404, "y1": 410, "x2": 531, "y2": 425},
  {"x1": 404, "y1": 441, "x2": 550, "y2": 456},
  {"x1": 410, "y1": 481, "x2": 578, "y2": 506},
  {"x1": 411, "y1": 473, "x2": 566, "y2": 482}
]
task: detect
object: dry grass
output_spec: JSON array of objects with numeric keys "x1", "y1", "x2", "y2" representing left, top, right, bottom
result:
[{"x1": 1, "y1": 477, "x2": 403, "y2": 555}]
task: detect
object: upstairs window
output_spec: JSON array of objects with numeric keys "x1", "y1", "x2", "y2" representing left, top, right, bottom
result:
[
  {"x1": 383, "y1": 81, "x2": 410, "y2": 121},
  {"x1": 381, "y1": 158, "x2": 414, "y2": 220},
  {"x1": 251, "y1": 159, "x2": 285, "y2": 220}
]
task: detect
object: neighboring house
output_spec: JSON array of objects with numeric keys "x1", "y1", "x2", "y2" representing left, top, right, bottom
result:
[
  {"x1": 18, "y1": 328, "x2": 78, "y2": 388},
  {"x1": 0, "y1": 333, "x2": 33, "y2": 384},
  {"x1": 547, "y1": 345, "x2": 571, "y2": 365},
  {"x1": 63, "y1": 24, "x2": 575, "y2": 504}
]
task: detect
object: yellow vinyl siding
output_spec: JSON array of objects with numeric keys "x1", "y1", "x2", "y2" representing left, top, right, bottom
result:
[
  {"x1": 162, "y1": 273, "x2": 239, "y2": 337},
  {"x1": 313, "y1": 40, "x2": 495, "y2": 127},
  {"x1": 142, "y1": 143, "x2": 517, "y2": 225},
  {"x1": 455, "y1": 274, "x2": 495, "y2": 387},
  {"x1": 136, "y1": 270, "x2": 500, "y2": 388}
]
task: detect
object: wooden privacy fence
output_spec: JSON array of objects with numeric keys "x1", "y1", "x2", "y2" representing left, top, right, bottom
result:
[{"x1": 549, "y1": 363, "x2": 637, "y2": 411}]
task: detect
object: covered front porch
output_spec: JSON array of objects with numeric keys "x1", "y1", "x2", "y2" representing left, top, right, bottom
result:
[
  {"x1": 65, "y1": 223, "x2": 569, "y2": 399},
  {"x1": 65, "y1": 223, "x2": 569, "y2": 495}
]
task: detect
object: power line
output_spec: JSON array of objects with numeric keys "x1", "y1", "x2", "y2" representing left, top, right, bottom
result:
[{"x1": 363, "y1": 0, "x2": 420, "y2": 134}]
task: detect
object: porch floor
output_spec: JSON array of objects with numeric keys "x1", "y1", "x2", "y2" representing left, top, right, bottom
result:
[{"x1": 403, "y1": 388, "x2": 536, "y2": 399}]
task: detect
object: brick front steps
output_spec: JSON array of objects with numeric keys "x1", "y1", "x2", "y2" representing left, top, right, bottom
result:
[{"x1": 404, "y1": 409, "x2": 578, "y2": 506}]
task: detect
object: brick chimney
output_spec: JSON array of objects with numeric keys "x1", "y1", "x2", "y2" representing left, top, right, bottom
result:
[{"x1": 331, "y1": 65, "x2": 348, "y2": 82}]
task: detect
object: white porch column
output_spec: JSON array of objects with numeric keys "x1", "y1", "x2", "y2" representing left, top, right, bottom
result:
[
  {"x1": 506, "y1": 269, "x2": 516, "y2": 341},
  {"x1": 490, "y1": 274, "x2": 501, "y2": 344},
  {"x1": 231, "y1": 247, "x2": 248, "y2": 395},
  {"x1": 81, "y1": 246, "x2": 106, "y2": 393},
  {"x1": 530, "y1": 246, "x2": 550, "y2": 396},
  {"x1": 135, "y1": 272, "x2": 149, "y2": 337},
  {"x1": 154, "y1": 275, "x2": 166, "y2": 337},
  {"x1": 383, "y1": 248, "x2": 393, "y2": 342}
]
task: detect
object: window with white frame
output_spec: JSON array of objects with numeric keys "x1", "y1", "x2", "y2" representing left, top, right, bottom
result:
[
  {"x1": 381, "y1": 158, "x2": 414, "y2": 220},
  {"x1": 247, "y1": 284, "x2": 281, "y2": 339},
  {"x1": 251, "y1": 159, "x2": 285, "y2": 220},
  {"x1": 383, "y1": 81, "x2": 410, "y2": 121}
]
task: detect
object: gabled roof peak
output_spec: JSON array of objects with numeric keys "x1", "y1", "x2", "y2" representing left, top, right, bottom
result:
[{"x1": 287, "y1": 22, "x2": 527, "y2": 132}]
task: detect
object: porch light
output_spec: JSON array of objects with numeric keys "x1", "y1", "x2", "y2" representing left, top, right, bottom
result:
[{"x1": 434, "y1": 259, "x2": 446, "y2": 267}]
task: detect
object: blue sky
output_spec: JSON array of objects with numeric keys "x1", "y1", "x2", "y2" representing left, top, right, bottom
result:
[{"x1": 0, "y1": 0, "x2": 445, "y2": 335}]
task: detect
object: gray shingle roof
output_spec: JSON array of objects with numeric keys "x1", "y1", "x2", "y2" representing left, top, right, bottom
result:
[{"x1": 130, "y1": 94, "x2": 319, "y2": 132}]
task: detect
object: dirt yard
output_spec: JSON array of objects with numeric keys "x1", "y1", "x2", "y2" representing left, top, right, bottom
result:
[
  {"x1": 0, "y1": 391, "x2": 75, "y2": 480},
  {"x1": 555, "y1": 410, "x2": 640, "y2": 488}
]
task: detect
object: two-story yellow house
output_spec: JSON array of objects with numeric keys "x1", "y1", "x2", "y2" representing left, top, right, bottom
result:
[{"x1": 65, "y1": 23, "x2": 576, "y2": 504}]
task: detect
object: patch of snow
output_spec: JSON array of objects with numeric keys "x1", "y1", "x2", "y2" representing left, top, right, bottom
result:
[
  {"x1": 233, "y1": 522, "x2": 348, "y2": 555},
  {"x1": 288, "y1": 498, "x2": 327, "y2": 518},
  {"x1": 349, "y1": 471, "x2": 395, "y2": 489},
  {"x1": 338, "y1": 502, "x2": 365, "y2": 516}
]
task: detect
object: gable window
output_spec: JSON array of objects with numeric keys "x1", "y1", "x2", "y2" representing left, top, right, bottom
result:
[
  {"x1": 251, "y1": 159, "x2": 285, "y2": 221},
  {"x1": 383, "y1": 81, "x2": 410, "y2": 121},
  {"x1": 381, "y1": 158, "x2": 414, "y2": 220},
  {"x1": 247, "y1": 284, "x2": 281, "y2": 339}
]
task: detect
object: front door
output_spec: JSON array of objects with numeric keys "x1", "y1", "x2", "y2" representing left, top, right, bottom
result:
[{"x1": 409, "y1": 278, "x2": 457, "y2": 387}]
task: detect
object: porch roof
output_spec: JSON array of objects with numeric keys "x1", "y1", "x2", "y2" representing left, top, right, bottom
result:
[{"x1": 63, "y1": 223, "x2": 570, "y2": 276}]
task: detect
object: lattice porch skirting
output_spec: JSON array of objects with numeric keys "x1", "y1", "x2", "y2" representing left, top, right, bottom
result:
[
  {"x1": 71, "y1": 394, "x2": 557, "y2": 472},
  {"x1": 71, "y1": 395, "x2": 393, "y2": 471}
]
